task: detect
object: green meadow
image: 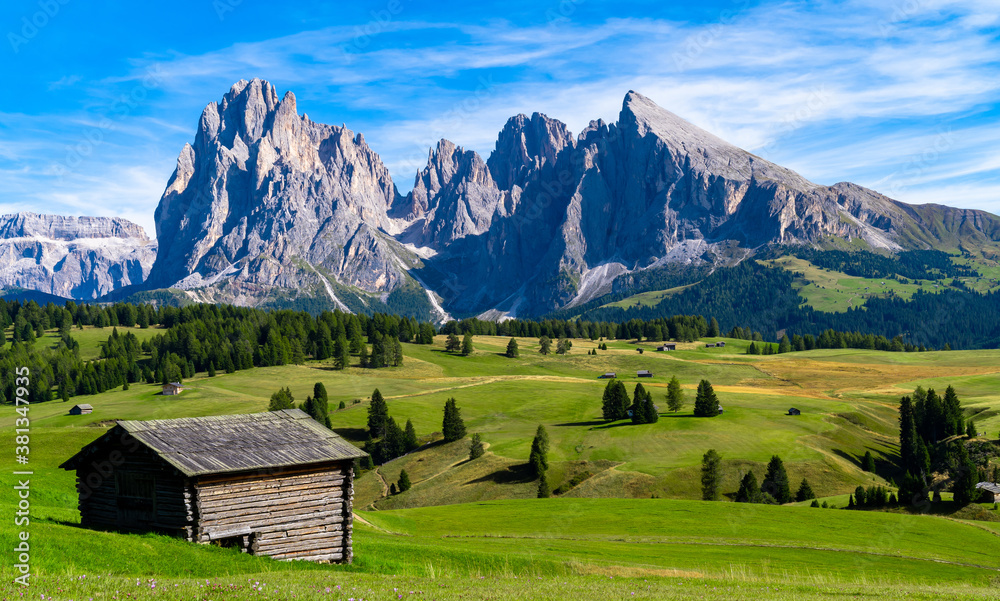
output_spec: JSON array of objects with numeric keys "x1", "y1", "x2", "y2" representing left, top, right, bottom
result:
[{"x1": 2, "y1": 329, "x2": 1000, "y2": 599}]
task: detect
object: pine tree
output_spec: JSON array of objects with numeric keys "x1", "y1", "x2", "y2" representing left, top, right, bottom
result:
[
  {"x1": 445, "y1": 333, "x2": 461, "y2": 353},
  {"x1": 537, "y1": 472, "x2": 551, "y2": 498},
  {"x1": 538, "y1": 336, "x2": 552, "y2": 355},
  {"x1": 461, "y1": 332, "x2": 474, "y2": 356},
  {"x1": 631, "y1": 383, "x2": 650, "y2": 424},
  {"x1": 943, "y1": 385, "x2": 964, "y2": 438},
  {"x1": 778, "y1": 334, "x2": 792, "y2": 354},
  {"x1": 693, "y1": 380, "x2": 719, "y2": 417},
  {"x1": 736, "y1": 471, "x2": 762, "y2": 503},
  {"x1": 332, "y1": 334, "x2": 349, "y2": 369},
  {"x1": 469, "y1": 433, "x2": 485, "y2": 460},
  {"x1": 442, "y1": 397, "x2": 467, "y2": 442},
  {"x1": 862, "y1": 451, "x2": 876, "y2": 473},
  {"x1": 367, "y1": 388, "x2": 389, "y2": 439},
  {"x1": 397, "y1": 469, "x2": 412, "y2": 493},
  {"x1": 966, "y1": 420, "x2": 977, "y2": 438},
  {"x1": 666, "y1": 376, "x2": 684, "y2": 413},
  {"x1": 847, "y1": 494, "x2": 855, "y2": 509},
  {"x1": 313, "y1": 382, "x2": 331, "y2": 427},
  {"x1": 795, "y1": 478, "x2": 816, "y2": 502},
  {"x1": 268, "y1": 387, "x2": 295, "y2": 411},
  {"x1": 707, "y1": 317, "x2": 720, "y2": 338},
  {"x1": 505, "y1": 337, "x2": 520, "y2": 358},
  {"x1": 403, "y1": 419, "x2": 419, "y2": 452},
  {"x1": 556, "y1": 338, "x2": 572, "y2": 354},
  {"x1": 952, "y1": 442, "x2": 979, "y2": 506},
  {"x1": 359, "y1": 343, "x2": 370, "y2": 368},
  {"x1": 338, "y1": 400, "x2": 346, "y2": 410},
  {"x1": 390, "y1": 482, "x2": 397, "y2": 495},
  {"x1": 701, "y1": 449, "x2": 722, "y2": 501},
  {"x1": 601, "y1": 379, "x2": 617, "y2": 420},
  {"x1": 899, "y1": 396, "x2": 920, "y2": 475},
  {"x1": 642, "y1": 395, "x2": 659, "y2": 424},
  {"x1": 761, "y1": 455, "x2": 791, "y2": 504},
  {"x1": 529, "y1": 424, "x2": 549, "y2": 477},
  {"x1": 381, "y1": 417, "x2": 406, "y2": 460},
  {"x1": 207, "y1": 361, "x2": 216, "y2": 377},
  {"x1": 746, "y1": 341, "x2": 757, "y2": 355}
]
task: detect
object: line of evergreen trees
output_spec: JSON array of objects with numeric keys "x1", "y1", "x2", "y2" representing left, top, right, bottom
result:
[
  {"x1": 571, "y1": 260, "x2": 990, "y2": 349},
  {"x1": 0, "y1": 298, "x2": 438, "y2": 406},
  {"x1": 898, "y1": 385, "x2": 987, "y2": 507}
]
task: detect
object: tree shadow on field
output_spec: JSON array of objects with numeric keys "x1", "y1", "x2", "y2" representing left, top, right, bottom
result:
[
  {"x1": 831, "y1": 448, "x2": 861, "y2": 468},
  {"x1": 332, "y1": 427, "x2": 369, "y2": 444},
  {"x1": 467, "y1": 463, "x2": 535, "y2": 485},
  {"x1": 553, "y1": 420, "x2": 607, "y2": 428},
  {"x1": 661, "y1": 413, "x2": 696, "y2": 418}
]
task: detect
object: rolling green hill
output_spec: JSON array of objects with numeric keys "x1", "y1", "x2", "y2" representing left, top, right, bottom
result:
[{"x1": 3, "y1": 331, "x2": 1000, "y2": 599}]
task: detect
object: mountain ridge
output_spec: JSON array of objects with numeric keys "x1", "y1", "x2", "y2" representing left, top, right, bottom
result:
[{"x1": 7, "y1": 80, "x2": 1000, "y2": 318}]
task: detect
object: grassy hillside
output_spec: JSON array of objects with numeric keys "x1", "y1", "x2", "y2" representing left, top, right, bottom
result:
[
  {"x1": 599, "y1": 283, "x2": 697, "y2": 309},
  {"x1": 4, "y1": 331, "x2": 1000, "y2": 599}
]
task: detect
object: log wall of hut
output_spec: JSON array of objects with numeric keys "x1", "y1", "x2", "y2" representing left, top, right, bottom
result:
[
  {"x1": 72, "y1": 438, "x2": 195, "y2": 537},
  {"x1": 193, "y1": 461, "x2": 354, "y2": 563}
]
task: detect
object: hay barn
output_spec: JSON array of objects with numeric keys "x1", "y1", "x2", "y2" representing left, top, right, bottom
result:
[{"x1": 59, "y1": 409, "x2": 366, "y2": 563}]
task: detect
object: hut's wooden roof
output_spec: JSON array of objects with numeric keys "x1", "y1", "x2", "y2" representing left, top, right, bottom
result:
[
  {"x1": 72, "y1": 403, "x2": 94, "y2": 410},
  {"x1": 60, "y1": 409, "x2": 366, "y2": 477}
]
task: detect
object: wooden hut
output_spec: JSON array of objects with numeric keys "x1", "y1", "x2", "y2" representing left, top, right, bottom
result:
[
  {"x1": 787, "y1": 408, "x2": 801, "y2": 416},
  {"x1": 59, "y1": 409, "x2": 366, "y2": 563},
  {"x1": 976, "y1": 482, "x2": 1000, "y2": 502},
  {"x1": 656, "y1": 344, "x2": 676, "y2": 351},
  {"x1": 161, "y1": 382, "x2": 185, "y2": 395},
  {"x1": 599, "y1": 372, "x2": 617, "y2": 379},
  {"x1": 637, "y1": 370, "x2": 653, "y2": 378},
  {"x1": 69, "y1": 404, "x2": 93, "y2": 415}
]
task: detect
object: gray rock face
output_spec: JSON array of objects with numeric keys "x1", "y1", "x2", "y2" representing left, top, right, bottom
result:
[
  {"x1": 0, "y1": 213, "x2": 155, "y2": 299},
  {"x1": 148, "y1": 79, "x2": 411, "y2": 306},
  {"x1": 141, "y1": 81, "x2": 1000, "y2": 319},
  {"x1": 421, "y1": 91, "x2": 1000, "y2": 316},
  {"x1": 393, "y1": 139, "x2": 505, "y2": 247}
]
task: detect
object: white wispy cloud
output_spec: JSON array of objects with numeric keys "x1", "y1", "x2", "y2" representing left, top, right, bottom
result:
[{"x1": 2, "y1": 0, "x2": 998, "y2": 234}]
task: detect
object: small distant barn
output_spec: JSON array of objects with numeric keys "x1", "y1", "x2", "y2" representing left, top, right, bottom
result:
[
  {"x1": 161, "y1": 382, "x2": 185, "y2": 396},
  {"x1": 59, "y1": 409, "x2": 366, "y2": 563},
  {"x1": 656, "y1": 344, "x2": 676, "y2": 351},
  {"x1": 976, "y1": 482, "x2": 1000, "y2": 502},
  {"x1": 69, "y1": 404, "x2": 93, "y2": 415},
  {"x1": 787, "y1": 408, "x2": 801, "y2": 416},
  {"x1": 705, "y1": 342, "x2": 726, "y2": 348},
  {"x1": 637, "y1": 370, "x2": 653, "y2": 378},
  {"x1": 599, "y1": 372, "x2": 617, "y2": 379}
]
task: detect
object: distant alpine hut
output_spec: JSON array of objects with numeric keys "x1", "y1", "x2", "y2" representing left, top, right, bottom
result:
[
  {"x1": 599, "y1": 372, "x2": 617, "y2": 379},
  {"x1": 69, "y1": 404, "x2": 93, "y2": 415},
  {"x1": 787, "y1": 408, "x2": 801, "y2": 416},
  {"x1": 637, "y1": 370, "x2": 653, "y2": 378},
  {"x1": 716, "y1": 341, "x2": 726, "y2": 347},
  {"x1": 705, "y1": 342, "x2": 726, "y2": 348},
  {"x1": 161, "y1": 382, "x2": 185, "y2": 396},
  {"x1": 59, "y1": 409, "x2": 367, "y2": 563},
  {"x1": 656, "y1": 344, "x2": 676, "y2": 351},
  {"x1": 976, "y1": 482, "x2": 1000, "y2": 502}
]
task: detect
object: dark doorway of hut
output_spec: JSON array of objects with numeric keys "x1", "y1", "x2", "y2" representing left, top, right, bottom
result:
[{"x1": 211, "y1": 532, "x2": 256, "y2": 554}]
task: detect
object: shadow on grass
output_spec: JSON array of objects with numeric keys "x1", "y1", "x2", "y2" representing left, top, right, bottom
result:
[
  {"x1": 332, "y1": 427, "x2": 369, "y2": 444},
  {"x1": 466, "y1": 463, "x2": 535, "y2": 485},
  {"x1": 552, "y1": 420, "x2": 607, "y2": 427}
]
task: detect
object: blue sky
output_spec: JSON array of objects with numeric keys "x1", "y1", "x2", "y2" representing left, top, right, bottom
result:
[{"x1": 2, "y1": 0, "x2": 999, "y2": 237}]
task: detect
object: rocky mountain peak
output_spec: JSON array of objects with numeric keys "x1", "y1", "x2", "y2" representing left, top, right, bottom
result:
[
  {"x1": 395, "y1": 139, "x2": 503, "y2": 247},
  {"x1": 487, "y1": 112, "x2": 574, "y2": 190}
]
